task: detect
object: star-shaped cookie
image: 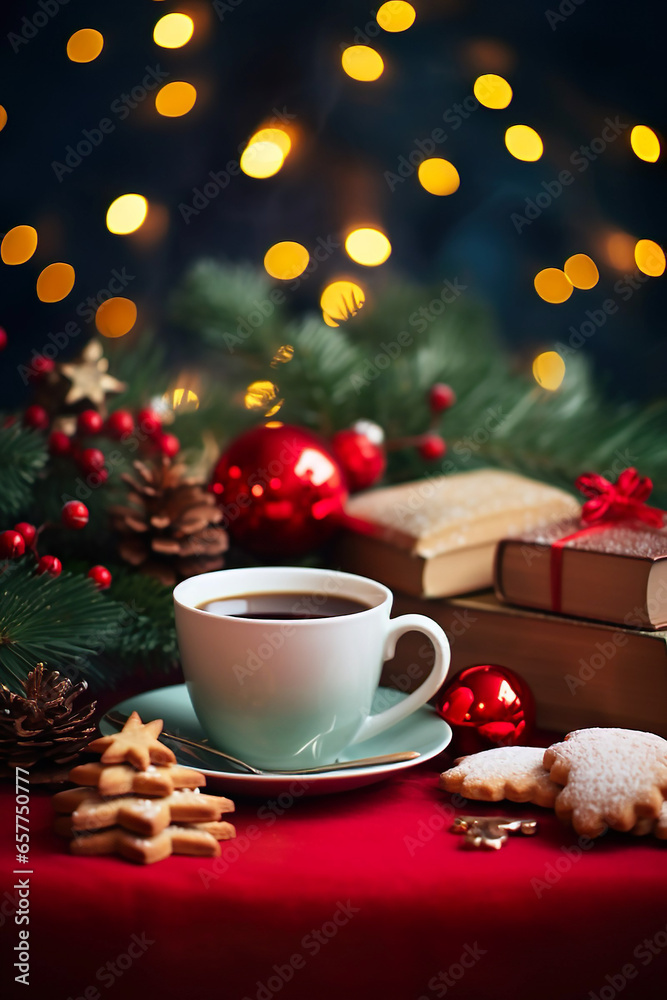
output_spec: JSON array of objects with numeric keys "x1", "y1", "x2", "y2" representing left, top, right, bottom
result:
[
  {"x1": 543, "y1": 728, "x2": 667, "y2": 837},
  {"x1": 60, "y1": 339, "x2": 126, "y2": 407},
  {"x1": 88, "y1": 711, "x2": 176, "y2": 770},
  {"x1": 69, "y1": 761, "x2": 204, "y2": 796},
  {"x1": 440, "y1": 745, "x2": 560, "y2": 808},
  {"x1": 69, "y1": 822, "x2": 236, "y2": 864}
]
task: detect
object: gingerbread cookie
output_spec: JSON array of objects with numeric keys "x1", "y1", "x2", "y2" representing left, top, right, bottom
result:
[
  {"x1": 69, "y1": 761, "x2": 206, "y2": 797},
  {"x1": 631, "y1": 802, "x2": 667, "y2": 840},
  {"x1": 543, "y1": 728, "x2": 667, "y2": 837},
  {"x1": 52, "y1": 787, "x2": 234, "y2": 837},
  {"x1": 69, "y1": 822, "x2": 234, "y2": 864},
  {"x1": 440, "y1": 746, "x2": 560, "y2": 808},
  {"x1": 88, "y1": 712, "x2": 176, "y2": 770}
]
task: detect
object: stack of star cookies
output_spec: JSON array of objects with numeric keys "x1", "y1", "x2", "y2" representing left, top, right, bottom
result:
[
  {"x1": 53, "y1": 712, "x2": 236, "y2": 864},
  {"x1": 440, "y1": 728, "x2": 667, "y2": 840}
]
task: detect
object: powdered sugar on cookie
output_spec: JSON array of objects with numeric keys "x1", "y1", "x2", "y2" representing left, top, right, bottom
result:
[
  {"x1": 440, "y1": 745, "x2": 559, "y2": 807},
  {"x1": 543, "y1": 728, "x2": 667, "y2": 837}
]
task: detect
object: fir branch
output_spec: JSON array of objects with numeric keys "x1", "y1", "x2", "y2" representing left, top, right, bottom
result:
[
  {"x1": 0, "y1": 423, "x2": 49, "y2": 520},
  {"x1": 0, "y1": 560, "x2": 125, "y2": 691},
  {"x1": 105, "y1": 568, "x2": 178, "y2": 665}
]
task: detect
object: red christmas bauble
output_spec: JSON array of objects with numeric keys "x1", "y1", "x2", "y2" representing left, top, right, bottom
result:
[
  {"x1": 436, "y1": 664, "x2": 535, "y2": 757},
  {"x1": 211, "y1": 424, "x2": 348, "y2": 555},
  {"x1": 331, "y1": 420, "x2": 386, "y2": 492},
  {"x1": 106, "y1": 410, "x2": 135, "y2": 439},
  {"x1": 14, "y1": 522, "x2": 36, "y2": 547},
  {"x1": 0, "y1": 530, "x2": 25, "y2": 559},
  {"x1": 37, "y1": 555, "x2": 62, "y2": 577},
  {"x1": 419, "y1": 433, "x2": 447, "y2": 461},
  {"x1": 62, "y1": 500, "x2": 89, "y2": 530},
  {"x1": 23, "y1": 405, "x2": 49, "y2": 431},
  {"x1": 88, "y1": 565, "x2": 112, "y2": 590},
  {"x1": 77, "y1": 409, "x2": 104, "y2": 436}
]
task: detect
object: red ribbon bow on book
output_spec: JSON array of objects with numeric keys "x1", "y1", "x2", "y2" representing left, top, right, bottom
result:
[{"x1": 550, "y1": 468, "x2": 665, "y2": 613}]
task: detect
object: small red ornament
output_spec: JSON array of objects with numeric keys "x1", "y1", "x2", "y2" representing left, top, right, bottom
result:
[
  {"x1": 88, "y1": 565, "x2": 112, "y2": 590},
  {"x1": 436, "y1": 664, "x2": 535, "y2": 757},
  {"x1": 429, "y1": 383, "x2": 456, "y2": 413},
  {"x1": 79, "y1": 447, "x2": 106, "y2": 473},
  {"x1": 77, "y1": 409, "x2": 104, "y2": 436},
  {"x1": 0, "y1": 530, "x2": 26, "y2": 559},
  {"x1": 49, "y1": 431, "x2": 71, "y2": 456},
  {"x1": 211, "y1": 423, "x2": 348, "y2": 555},
  {"x1": 106, "y1": 410, "x2": 135, "y2": 439},
  {"x1": 14, "y1": 522, "x2": 37, "y2": 547},
  {"x1": 157, "y1": 432, "x2": 180, "y2": 458},
  {"x1": 32, "y1": 354, "x2": 56, "y2": 377},
  {"x1": 37, "y1": 555, "x2": 62, "y2": 577},
  {"x1": 137, "y1": 408, "x2": 162, "y2": 438},
  {"x1": 0, "y1": 328, "x2": 7, "y2": 351},
  {"x1": 61, "y1": 500, "x2": 89, "y2": 530},
  {"x1": 23, "y1": 405, "x2": 49, "y2": 431},
  {"x1": 331, "y1": 420, "x2": 386, "y2": 492},
  {"x1": 419, "y1": 433, "x2": 447, "y2": 461}
]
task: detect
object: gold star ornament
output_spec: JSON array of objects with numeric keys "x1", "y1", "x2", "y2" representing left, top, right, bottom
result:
[{"x1": 60, "y1": 339, "x2": 126, "y2": 409}]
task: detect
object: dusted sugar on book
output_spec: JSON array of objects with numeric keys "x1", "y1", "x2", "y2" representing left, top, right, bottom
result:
[
  {"x1": 495, "y1": 518, "x2": 667, "y2": 629},
  {"x1": 338, "y1": 469, "x2": 579, "y2": 598}
]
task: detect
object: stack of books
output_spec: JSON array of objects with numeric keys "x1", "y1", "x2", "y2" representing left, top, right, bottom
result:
[{"x1": 338, "y1": 470, "x2": 667, "y2": 737}]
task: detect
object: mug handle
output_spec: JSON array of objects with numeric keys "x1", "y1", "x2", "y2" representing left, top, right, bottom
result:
[{"x1": 349, "y1": 614, "x2": 451, "y2": 746}]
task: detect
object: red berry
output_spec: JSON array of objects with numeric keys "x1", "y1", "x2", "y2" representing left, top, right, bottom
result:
[
  {"x1": 331, "y1": 426, "x2": 386, "y2": 492},
  {"x1": 0, "y1": 327, "x2": 8, "y2": 351},
  {"x1": 158, "y1": 432, "x2": 180, "y2": 458},
  {"x1": 14, "y1": 522, "x2": 37, "y2": 547},
  {"x1": 79, "y1": 447, "x2": 106, "y2": 473},
  {"x1": 49, "y1": 430, "x2": 71, "y2": 457},
  {"x1": 137, "y1": 408, "x2": 162, "y2": 438},
  {"x1": 0, "y1": 530, "x2": 25, "y2": 559},
  {"x1": 106, "y1": 409, "x2": 135, "y2": 439},
  {"x1": 23, "y1": 405, "x2": 49, "y2": 431},
  {"x1": 429, "y1": 383, "x2": 456, "y2": 413},
  {"x1": 418, "y1": 434, "x2": 447, "y2": 461},
  {"x1": 61, "y1": 500, "x2": 89, "y2": 530},
  {"x1": 32, "y1": 354, "x2": 56, "y2": 377},
  {"x1": 37, "y1": 555, "x2": 62, "y2": 577},
  {"x1": 77, "y1": 409, "x2": 104, "y2": 436},
  {"x1": 88, "y1": 565, "x2": 112, "y2": 590}
]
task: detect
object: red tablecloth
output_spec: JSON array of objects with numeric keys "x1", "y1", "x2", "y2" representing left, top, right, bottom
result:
[{"x1": 2, "y1": 751, "x2": 666, "y2": 1000}]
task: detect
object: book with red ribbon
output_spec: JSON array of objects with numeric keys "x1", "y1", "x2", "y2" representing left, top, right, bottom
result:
[{"x1": 494, "y1": 468, "x2": 667, "y2": 629}]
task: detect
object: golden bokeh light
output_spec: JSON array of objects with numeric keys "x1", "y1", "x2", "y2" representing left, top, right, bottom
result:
[
  {"x1": 240, "y1": 141, "x2": 285, "y2": 179},
  {"x1": 603, "y1": 232, "x2": 636, "y2": 271},
  {"x1": 264, "y1": 242, "x2": 309, "y2": 280},
  {"x1": 248, "y1": 128, "x2": 291, "y2": 156},
  {"x1": 344, "y1": 228, "x2": 392, "y2": 266},
  {"x1": 245, "y1": 380, "x2": 279, "y2": 412},
  {"x1": 162, "y1": 387, "x2": 200, "y2": 412},
  {"x1": 95, "y1": 297, "x2": 138, "y2": 338},
  {"x1": 0, "y1": 106, "x2": 7, "y2": 132},
  {"x1": 155, "y1": 81, "x2": 197, "y2": 117},
  {"x1": 533, "y1": 351, "x2": 565, "y2": 391},
  {"x1": 153, "y1": 12, "x2": 194, "y2": 48},
  {"x1": 635, "y1": 239, "x2": 666, "y2": 277},
  {"x1": 1, "y1": 225, "x2": 38, "y2": 265},
  {"x1": 271, "y1": 344, "x2": 295, "y2": 366},
  {"x1": 505, "y1": 124, "x2": 543, "y2": 161},
  {"x1": 473, "y1": 74, "x2": 513, "y2": 109},
  {"x1": 417, "y1": 158, "x2": 460, "y2": 195},
  {"x1": 341, "y1": 45, "x2": 384, "y2": 82},
  {"x1": 534, "y1": 268, "x2": 573, "y2": 303},
  {"x1": 320, "y1": 280, "x2": 366, "y2": 326},
  {"x1": 563, "y1": 254, "x2": 599, "y2": 290},
  {"x1": 36, "y1": 263, "x2": 75, "y2": 303},
  {"x1": 67, "y1": 28, "x2": 104, "y2": 63},
  {"x1": 376, "y1": 2, "x2": 416, "y2": 31},
  {"x1": 630, "y1": 125, "x2": 660, "y2": 163},
  {"x1": 106, "y1": 194, "x2": 148, "y2": 235}
]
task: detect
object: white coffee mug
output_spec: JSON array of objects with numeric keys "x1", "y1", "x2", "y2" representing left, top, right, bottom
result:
[{"x1": 173, "y1": 566, "x2": 451, "y2": 769}]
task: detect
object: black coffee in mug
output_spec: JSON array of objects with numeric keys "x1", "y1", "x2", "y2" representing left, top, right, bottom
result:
[{"x1": 196, "y1": 591, "x2": 371, "y2": 620}]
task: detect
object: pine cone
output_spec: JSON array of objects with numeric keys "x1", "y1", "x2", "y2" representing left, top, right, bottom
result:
[
  {"x1": 0, "y1": 664, "x2": 97, "y2": 777},
  {"x1": 110, "y1": 458, "x2": 229, "y2": 586}
]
